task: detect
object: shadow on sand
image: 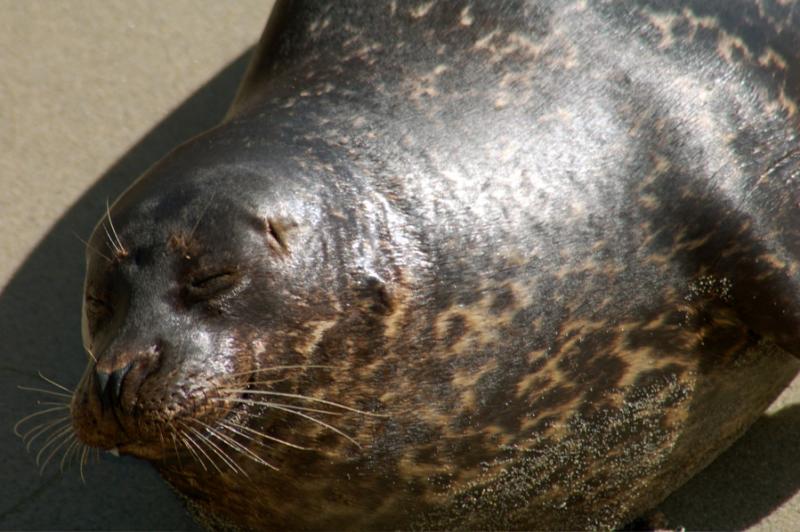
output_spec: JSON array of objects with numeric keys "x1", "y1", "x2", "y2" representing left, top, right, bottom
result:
[{"x1": 0, "y1": 51, "x2": 249, "y2": 530}]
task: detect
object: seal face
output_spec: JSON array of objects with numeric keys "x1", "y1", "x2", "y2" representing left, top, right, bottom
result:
[{"x1": 70, "y1": 0, "x2": 800, "y2": 529}]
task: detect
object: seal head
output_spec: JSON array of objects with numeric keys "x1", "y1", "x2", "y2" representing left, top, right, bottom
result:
[{"x1": 72, "y1": 114, "x2": 401, "y2": 460}]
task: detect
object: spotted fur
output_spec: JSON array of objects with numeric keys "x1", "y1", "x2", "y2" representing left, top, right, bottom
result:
[{"x1": 71, "y1": 1, "x2": 800, "y2": 529}]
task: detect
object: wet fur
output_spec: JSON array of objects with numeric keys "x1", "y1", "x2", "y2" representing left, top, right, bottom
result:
[{"x1": 50, "y1": 0, "x2": 800, "y2": 529}]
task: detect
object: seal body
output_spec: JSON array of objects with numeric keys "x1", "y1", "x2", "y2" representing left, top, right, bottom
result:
[{"x1": 71, "y1": 1, "x2": 800, "y2": 529}]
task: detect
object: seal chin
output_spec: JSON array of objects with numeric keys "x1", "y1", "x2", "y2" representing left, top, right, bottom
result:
[{"x1": 116, "y1": 442, "x2": 170, "y2": 461}]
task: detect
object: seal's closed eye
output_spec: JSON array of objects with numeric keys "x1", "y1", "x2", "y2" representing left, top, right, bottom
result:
[{"x1": 185, "y1": 270, "x2": 241, "y2": 303}]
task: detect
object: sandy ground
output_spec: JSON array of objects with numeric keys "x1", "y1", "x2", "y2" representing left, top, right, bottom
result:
[{"x1": 1, "y1": 1, "x2": 798, "y2": 529}]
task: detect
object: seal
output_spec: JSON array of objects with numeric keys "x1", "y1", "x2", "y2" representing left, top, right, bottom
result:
[{"x1": 64, "y1": 0, "x2": 800, "y2": 529}]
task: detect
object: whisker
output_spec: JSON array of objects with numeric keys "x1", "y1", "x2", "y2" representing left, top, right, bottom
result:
[
  {"x1": 178, "y1": 431, "x2": 208, "y2": 472},
  {"x1": 21, "y1": 421, "x2": 58, "y2": 446},
  {"x1": 227, "y1": 365, "x2": 334, "y2": 378},
  {"x1": 181, "y1": 424, "x2": 225, "y2": 474},
  {"x1": 37, "y1": 372, "x2": 74, "y2": 394},
  {"x1": 215, "y1": 397, "x2": 344, "y2": 416},
  {"x1": 187, "y1": 191, "x2": 217, "y2": 242},
  {"x1": 192, "y1": 419, "x2": 277, "y2": 471},
  {"x1": 181, "y1": 424, "x2": 230, "y2": 475},
  {"x1": 14, "y1": 406, "x2": 70, "y2": 437},
  {"x1": 73, "y1": 231, "x2": 113, "y2": 263},
  {"x1": 21, "y1": 416, "x2": 71, "y2": 444},
  {"x1": 17, "y1": 386, "x2": 72, "y2": 399},
  {"x1": 188, "y1": 424, "x2": 247, "y2": 476},
  {"x1": 220, "y1": 389, "x2": 385, "y2": 417},
  {"x1": 218, "y1": 419, "x2": 310, "y2": 451},
  {"x1": 34, "y1": 401, "x2": 72, "y2": 407},
  {"x1": 22, "y1": 419, "x2": 71, "y2": 453},
  {"x1": 267, "y1": 404, "x2": 361, "y2": 448},
  {"x1": 35, "y1": 422, "x2": 74, "y2": 459},
  {"x1": 23, "y1": 418, "x2": 71, "y2": 451},
  {"x1": 103, "y1": 225, "x2": 123, "y2": 256},
  {"x1": 60, "y1": 437, "x2": 80, "y2": 472},
  {"x1": 169, "y1": 431, "x2": 184, "y2": 471},
  {"x1": 79, "y1": 445, "x2": 89, "y2": 484},
  {"x1": 86, "y1": 348, "x2": 98, "y2": 364},
  {"x1": 232, "y1": 377, "x2": 292, "y2": 387},
  {"x1": 106, "y1": 199, "x2": 127, "y2": 256},
  {"x1": 38, "y1": 429, "x2": 75, "y2": 473}
]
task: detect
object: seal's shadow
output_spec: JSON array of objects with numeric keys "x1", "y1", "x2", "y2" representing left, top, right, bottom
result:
[
  {"x1": 1, "y1": 49, "x2": 799, "y2": 530},
  {"x1": 657, "y1": 402, "x2": 800, "y2": 529},
  {"x1": 0, "y1": 51, "x2": 250, "y2": 530}
]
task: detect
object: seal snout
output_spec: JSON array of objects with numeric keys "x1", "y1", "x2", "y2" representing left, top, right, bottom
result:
[
  {"x1": 72, "y1": 343, "x2": 165, "y2": 451},
  {"x1": 92, "y1": 343, "x2": 162, "y2": 412}
]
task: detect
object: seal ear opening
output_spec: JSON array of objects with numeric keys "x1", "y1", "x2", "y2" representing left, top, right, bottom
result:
[{"x1": 357, "y1": 276, "x2": 394, "y2": 316}]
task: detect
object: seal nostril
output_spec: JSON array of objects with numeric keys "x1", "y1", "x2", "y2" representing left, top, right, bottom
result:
[
  {"x1": 109, "y1": 362, "x2": 133, "y2": 401},
  {"x1": 95, "y1": 368, "x2": 111, "y2": 396},
  {"x1": 95, "y1": 361, "x2": 133, "y2": 409}
]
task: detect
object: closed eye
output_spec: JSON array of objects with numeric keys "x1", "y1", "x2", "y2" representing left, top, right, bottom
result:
[{"x1": 186, "y1": 270, "x2": 240, "y2": 302}]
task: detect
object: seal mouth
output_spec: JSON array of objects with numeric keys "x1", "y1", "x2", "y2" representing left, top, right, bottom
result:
[
  {"x1": 125, "y1": 370, "x2": 261, "y2": 462},
  {"x1": 148, "y1": 368, "x2": 320, "y2": 472},
  {"x1": 86, "y1": 364, "x2": 377, "y2": 470}
]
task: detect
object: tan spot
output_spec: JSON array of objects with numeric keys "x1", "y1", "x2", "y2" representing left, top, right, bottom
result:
[
  {"x1": 459, "y1": 6, "x2": 473, "y2": 26},
  {"x1": 409, "y1": 1, "x2": 435, "y2": 19},
  {"x1": 716, "y1": 32, "x2": 753, "y2": 64},
  {"x1": 645, "y1": 11, "x2": 677, "y2": 49},
  {"x1": 777, "y1": 87, "x2": 798, "y2": 118},
  {"x1": 639, "y1": 194, "x2": 659, "y2": 210},
  {"x1": 756, "y1": 252, "x2": 787, "y2": 271},
  {"x1": 453, "y1": 359, "x2": 498, "y2": 411},
  {"x1": 474, "y1": 30, "x2": 499, "y2": 51},
  {"x1": 758, "y1": 47, "x2": 788, "y2": 70}
]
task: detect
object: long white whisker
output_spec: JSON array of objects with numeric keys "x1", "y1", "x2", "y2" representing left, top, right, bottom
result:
[
  {"x1": 267, "y1": 404, "x2": 361, "y2": 448},
  {"x1": 60, "y1": 437, "x2": 80, "y2": 472},
  {"x1": 37, "y1": 428, "x2": 74, "y2": 472},
  {"x1": 187, "y1": 191, "x2": 217, "y2": 241},
  {"x1": 178, "y1": 432, "x2": 208, "y2": 472},
  {"x1": 73, "y1": 232, "x2": 113, "y2": 263},
  {"x1": 14, "y1": 407, "x2": 70, "y2": 437},
  {"x1": 227, "y1": 365, "x2": 334, "y2": 378},
  {"x1": 215, "y1": 397, "x2": 344, "y2": 416},
  {"x1": 181, "y1": 424, "x2": 228, "y2": 475},
  {"x1": 34, "y1": 422, "x2": 73, "y2": 455},
  {"x1": 219, "y1": 389, "x2": 384, "y2": 417},
  {"x1": 34, "y1": 400, "x2": 73, "y2": 407},
  {"x1": 106, "y1": 199, "x2": 126, "y2": 255},
  {"x1": 18, "y1": 386, "x2": 72, "y2": 399},
  {"x1": 193, "y1": 419, "x2": 277, "y2": 471},
  {"x1": 168, "y1": 431, "x2": 184, "y2": 470},
  {"x1": 79, "y1": 445, "x2": 89, "y2": 484},
  {"x1": 218, "y1": 419, "x2": 310, "y2": 451},
  {"x1": 186, "y1": 423, "x2": 247, "y2": 475},
  {"x1": 24, "y1": 418, "x2": 71, "y2": 451},
  {"x1": 104, "y1": 225, "x2": 123, "y2": 256},
  {"x1": 37, "y1": 372, "x2": 73, "y2": 394}
]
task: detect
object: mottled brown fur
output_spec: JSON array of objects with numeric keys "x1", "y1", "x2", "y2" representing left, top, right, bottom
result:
[{"x1": 69, "y1": 0, "x2": 800, "y2": 529}]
